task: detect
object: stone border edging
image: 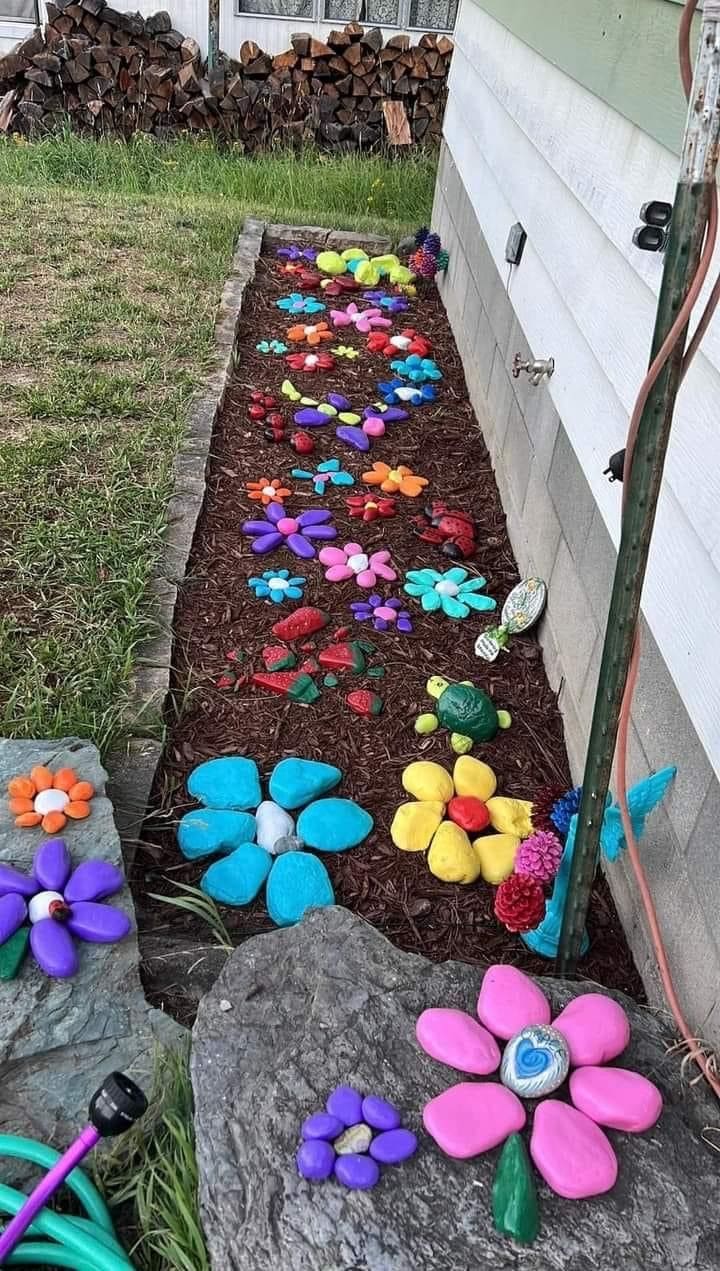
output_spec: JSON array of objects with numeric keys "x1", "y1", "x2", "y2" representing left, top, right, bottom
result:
[{"x1": 107, "y1": 219, "x2": 393, "y2": 857}]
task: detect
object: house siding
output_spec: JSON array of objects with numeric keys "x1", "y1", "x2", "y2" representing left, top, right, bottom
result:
[{"x1": 435, "y1": 0, "x2": 720, "y2": 1043}]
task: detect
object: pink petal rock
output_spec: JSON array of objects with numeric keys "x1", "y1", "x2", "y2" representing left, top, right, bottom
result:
[
  {"x1": 553, "y1": 993, "x2": 630, "y2": 1065},
  {"x1": 423, "y1": 1081, "x2": 525, "y2": 1158},
  {"x1": 416, "y1": 1007, "x2": 501, "y2": 1075},
  {"x1": 363, "y1": 417, "x2": 385, "y2": 437},
  {"x1": 477, "y1": 965, "x2": 551, "y2": 1040},
  {"x1": 530, "y1": 1099, "x2": 618, "y2": 1198},
  {"x1": 569, "y1": 1066, "x2": 662, "y2": 1132}
]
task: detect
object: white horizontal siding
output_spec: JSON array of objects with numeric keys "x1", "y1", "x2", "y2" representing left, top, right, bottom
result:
[
  {"x1": 0, "y1": 18, "x2": 35, "y2": 50},
  {"x1": 444, "y1": 2, "x2": 720, "y2": 776}
]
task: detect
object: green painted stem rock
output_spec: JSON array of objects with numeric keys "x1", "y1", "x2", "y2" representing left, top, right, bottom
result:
[{"x1": 492, "y1": 1132, "x2": 539, "y2": 1244}]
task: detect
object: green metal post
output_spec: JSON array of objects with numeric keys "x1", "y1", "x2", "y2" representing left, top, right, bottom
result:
[{"x1": 557, "y1": 2, "x2": 720, "y2": 972}]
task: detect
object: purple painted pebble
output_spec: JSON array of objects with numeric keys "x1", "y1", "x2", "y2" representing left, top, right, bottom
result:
[
  {"x1": 334, "y1": 1153, "x2": 380, "y2": 1190},
  {"x1": 297, "y1": 1139, "x2": 336, "y2": 1181},
  {"x1": 363, "y1": 405, "x2": 408, "y2": 423},
  {"x1": 301, "y1": 1112, "x2": 344, "y2": 1141},
  {"x1": 369, "y1": 1128, "x2": 418, "y2": 1165},
  {"x1": 326, "y1": 1085, "x2": 363, "y2": 1126},
  {"x1": 336, "y1": 425, "x2": 370, "y2": 451},
  {"x1": 294, "y1": 408, "x2": 330, "y2": 427},
  {"x1": 327, "y1": 392, "x2": 351, "y2": 411},
  {"x1": 361, "y1": 1095, "x2": 401, "y2": 1131}
]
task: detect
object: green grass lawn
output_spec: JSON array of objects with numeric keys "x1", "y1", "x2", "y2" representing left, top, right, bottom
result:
[{"x1": 0, "y1": 136, "x2": 436, "y2": 751}]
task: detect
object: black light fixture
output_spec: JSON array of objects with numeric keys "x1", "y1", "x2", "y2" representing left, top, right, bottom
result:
[
  {"x1": 604, "y1": 449, "x2": 626, "y2": 483},
  {"x1": 633, "y1": 200, "x2": 673, "y2": 252}
]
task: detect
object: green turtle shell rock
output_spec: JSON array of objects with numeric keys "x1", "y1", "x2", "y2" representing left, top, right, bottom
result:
[{"x1": 418, "y1": 676, "x2": 512, "y2": 753}]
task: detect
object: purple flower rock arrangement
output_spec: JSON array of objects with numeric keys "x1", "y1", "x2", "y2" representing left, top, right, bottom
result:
[{"x1": 297, "y1": 1085, "x2": 417, "y2": 1189}]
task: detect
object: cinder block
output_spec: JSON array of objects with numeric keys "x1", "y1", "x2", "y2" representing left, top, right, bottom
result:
[
  {"x1": 579, "y1": 507, "x2": 616, "y2": 630},
  {"x1": 631, "y1": 621, "x2": 713, "y2": 846},
  {"x1": 466, "y1": 218, "x2": 501, "y2": 312},
  {"x1": 503, "y1": 400, "x2": 532, "y2": 510},
  {"x1": 485, "y1": 348, "x2": 513, "y2": 456},
  {"x1": 521, "y1": 459, "x2": 562, "y2": 584},
  {"x1": 537, "y1": 611, "x2": 563, "y2": 694},
  {"x1": 485, "y1": 269, "x2": 515, "y2": 358},
  {"x1": 647, "y1": 857, "x2": 720, "y2": 1039},
  {"x1": 576, "y1": 632, "x2": 602, "y2": 734},
  {"x1": 471, "y1": 304, "x2": 497, "y2": 402},
  {"x1": 526, "y1": 389, "x2": 560, "y2": 480},
  {"x1": 557, "y1": 679, "x2": 585, "y2": 782},
  {"x1": 548, "y1": 540, "x2": 598, "y2": 708},
  {"x1": 548, "y1": 429, "x2": 595, "y2": 563},
  {"x1": 684, "y1": 778, "x2": 720, "y2": 937}
]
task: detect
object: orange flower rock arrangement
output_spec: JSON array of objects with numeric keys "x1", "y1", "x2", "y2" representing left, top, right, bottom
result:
[
  {"x1": 7, "y1": 766, "x2": 95, "y2": 832},
  {"x1": 362, "y1": 461, "x2": 429, "y2": 498},
  {"x1": 246, "y1": 477, "x2": 292, "y2": 506}
]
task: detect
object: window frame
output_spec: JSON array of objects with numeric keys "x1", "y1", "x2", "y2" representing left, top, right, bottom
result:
[{"x1": 235, "y1": 0, "x2": 456, "y2": 34}]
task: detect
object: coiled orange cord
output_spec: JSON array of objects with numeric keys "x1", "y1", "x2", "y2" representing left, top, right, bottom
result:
[{"x1": 615, "y1": 0, "x2": 720, "y2": 1098}]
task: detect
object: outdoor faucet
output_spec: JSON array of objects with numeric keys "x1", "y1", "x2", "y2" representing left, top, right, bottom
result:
[{"x1": 512, "y1": 354, "x2": 555, "y2": 386}]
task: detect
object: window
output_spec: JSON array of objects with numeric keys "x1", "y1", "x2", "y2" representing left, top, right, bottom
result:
[
  {"x1": 237, "y1": 0, "x2": 456, "y2": 32},
  {"x1": 0, "y1": 0, "x2": 38, "y2": 18}
]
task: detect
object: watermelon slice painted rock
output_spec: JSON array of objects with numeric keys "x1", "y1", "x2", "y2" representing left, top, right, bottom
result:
[
  {"x1": 272, "y1": 606, "x2": 330, "y2": 641},
  {"x1": 252, "y1": 670, "x2": 320, "y2": 704},
  {"x1": 346, "y1": 689, "x2": 384, "y2": 717},
  {"x1": 262, "y1": 645, "x2": 297, "y2": 672},
  {"x1": 318, "y1": 642, "x2": 367, "y2": 673}
]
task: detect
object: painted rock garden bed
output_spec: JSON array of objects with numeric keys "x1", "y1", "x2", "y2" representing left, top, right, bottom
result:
[{"x1": 134, "y1": 235, "x2": 642, "y2": 1025}]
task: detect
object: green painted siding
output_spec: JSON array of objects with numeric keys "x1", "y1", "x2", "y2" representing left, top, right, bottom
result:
[{"x1": 470, "y1": 0, "x2": 700, "y2": 153}]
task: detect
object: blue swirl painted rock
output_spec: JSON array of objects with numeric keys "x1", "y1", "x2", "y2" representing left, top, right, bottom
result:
[
  {"x1": 500, "y1": 1025, "x2": 570, "y2": 1099},
  {"x1": 188, "y1": 757, "x2": 261, "y2": 810},
  {"x1": 268, "y1": 758, "x2": 342, "y2": 810},
  {"x1": 178, "y1": 809, "x2": 257, "y2": 860},
  {"x1": 297, "y1": 798, "x2": 373, "y2": 852},
  {"x1": 265, "y1": 852, "x2": 334, "y2": 926},
  {"x1": 200, "y1": 844, "x2": 272, "y2": 906}
]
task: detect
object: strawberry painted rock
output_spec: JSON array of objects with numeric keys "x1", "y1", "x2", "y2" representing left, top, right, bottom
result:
[
  {"x1": 346, "y1": 689, "x2": 384, "y2": 717},
  {"x1": 252, "y1": 670, "x2": 320, "y2": 704},
  {"x1": 262, "y1": 646, "x2": 297, "y2": 672},
  {"x1": 272, "y1": 607, "x2": 330, "y2": 641},
  {"x1": 318, "y1": 643, "x2": 367, "y2": 673}
]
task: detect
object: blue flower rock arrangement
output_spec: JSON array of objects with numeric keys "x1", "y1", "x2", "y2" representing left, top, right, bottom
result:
[{"x1": 178, "y1": 756, "x2": 373, "y2": 926}]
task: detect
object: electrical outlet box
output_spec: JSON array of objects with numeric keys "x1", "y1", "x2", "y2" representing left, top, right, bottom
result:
[{"x1": 505, "y1": 222, "x2": 527, "y2": 266}]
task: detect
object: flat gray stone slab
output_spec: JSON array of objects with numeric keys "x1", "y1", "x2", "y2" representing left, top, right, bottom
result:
[
  {"x1": 192, "y1": 906, "x2": 720, "y2": 1271},
  {"x1": 0, "y1": 738, "x2": 184, "y2": 1148}
]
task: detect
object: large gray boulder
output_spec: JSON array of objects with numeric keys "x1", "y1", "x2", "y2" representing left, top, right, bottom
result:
[
  {"x1": 192, "y1": 906, "x2": 720, "y2": 1271},
  {"x1": 0, "y1": 738, "x2": 184, "y2": 1147}
]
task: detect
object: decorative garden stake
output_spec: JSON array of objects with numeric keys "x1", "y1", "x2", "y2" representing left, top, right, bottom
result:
[
  {"x1": 416, "y1": 676, "x2": 511, "y2": 753},
  {"x1": 522, "y1": 770, "x2": 675, "y2": 958},
  {"x1": 413, "y1": 502, "x2": 478, "y2": 560},
  {"x1": 475, "y1": 579, "x2": 548, "y2": 661},
  {"x1": 0, "y1": 839, "x2": 130, "y2": 978},
  {"x1": 362, "y1": 461, "x2": 428, "y2": 497},
  {"x1": 404, "y1": 567, "x2": 496, "y2": 619},
  {"x1": 242, "y1": 504, "x2": 336, "y2": 559},
  {"x1": 418, "y1": 964, "x2": 662, "y2": 1231},
  {"x1": 247, "y1": 570, "x2": 306, "y2": 604},
  {"x1": 7, "y1": 767, "x2": 95, "y2": 833}
]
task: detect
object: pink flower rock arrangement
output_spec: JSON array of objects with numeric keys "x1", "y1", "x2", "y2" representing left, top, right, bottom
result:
[
  {"x1": 0, "y1": 838, "x2": 130, "y2": 980},
  {"x1": 297, "y1": 1086, "x2": 417, "y2": 1189},
  {"x1": 319, "y1": 541, "x2": 397, "y2": 589},
  {"x1": 418, "y1": 964, "x2": 663, "y2": 1243}
]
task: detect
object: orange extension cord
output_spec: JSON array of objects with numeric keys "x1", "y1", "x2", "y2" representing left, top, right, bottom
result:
[{"x1": 615, "y1": 0, "x2": 720, "y2": 1099}]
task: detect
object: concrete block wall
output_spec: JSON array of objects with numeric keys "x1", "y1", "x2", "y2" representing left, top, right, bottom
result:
[{"x1": 433, "y1": 141, "x2": 720, "y2": 1045}]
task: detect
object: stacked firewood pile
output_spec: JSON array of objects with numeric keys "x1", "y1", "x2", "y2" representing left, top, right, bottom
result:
[{"x1": 0, "y1": 4, "x2": 452, "y2": 148}]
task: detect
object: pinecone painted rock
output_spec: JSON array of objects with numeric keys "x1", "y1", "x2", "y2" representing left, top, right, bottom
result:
[
  {"x1": 435, "y1": 249, "x2": 450, "y2": 272},
  {"x1": 425, "y1": 232, "x2": 441, "y2": 256},
  {"x1": 415, "y1": 225, "x2": 430, "y2": 247},
  {"x1": 550, "y1": 786, "x2": 583, "y2": 836},
  {"x1": 529, "y1": 784, "x2": 567, "y2": 833},
  {"x1": 494, "y1": 872, "x2": 545, "y2": 933},
  {"x1": 514, "y1": 830, "x2": 563, "y2": 883}
]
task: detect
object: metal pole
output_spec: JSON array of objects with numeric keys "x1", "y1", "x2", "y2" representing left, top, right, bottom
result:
[{"x1": 557, "y1": 3, "x2": 720, "y2": 972}]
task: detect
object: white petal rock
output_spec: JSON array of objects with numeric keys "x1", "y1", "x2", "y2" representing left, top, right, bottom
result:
[{"x1": 255, "y1": 801, "x2": 295, "y2": 854}]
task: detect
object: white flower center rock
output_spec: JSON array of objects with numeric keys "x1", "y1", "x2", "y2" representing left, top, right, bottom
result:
[
  {"x1": 435, "y1": 580, "x2": 459, "y2": 597},
  {"x1": 29, "y1": 890, "x2": 65, "y2": 924},
  {"x1": 270, "y1": 578, "x2": 290, "y2": 592},
  {"x1": 348, "y1": 553, "x2": 369, "y2": 573},
  {"x1": 34, "y1": 788, "x2": 69, "y2": 815},
  {"x1": 262, "y1": 485, "x2": 277, "y2": 498}
]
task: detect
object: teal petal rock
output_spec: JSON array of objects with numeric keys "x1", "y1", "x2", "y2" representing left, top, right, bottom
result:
[
  {"x1": 297, "y1": 798, "x2": 373, "y2": 852},
  {"x1": 265, "y1": 852, "x2": 334, "y2": 926},
  {"x1": 188, "y1": 756, "x2": 261, "y2": 810},
  {"x1": 178, "y1": 809, "x2": 257, "y2": 860},
  {"x1": 268, "y1": 758, "x2": 342, "y2": 811},
  {"x1": 200, "y1": 844, "x2": 272, "y2": 906}
]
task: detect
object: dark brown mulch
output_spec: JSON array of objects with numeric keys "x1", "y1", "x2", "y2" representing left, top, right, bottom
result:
[{"x1": 133, "y1": 246, "x2": 643, "y2": 1026}]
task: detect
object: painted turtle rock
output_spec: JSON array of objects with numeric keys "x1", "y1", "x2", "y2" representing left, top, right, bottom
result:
[{"x1": 421, "y1": 676, "x2": 511, "y2": 754}]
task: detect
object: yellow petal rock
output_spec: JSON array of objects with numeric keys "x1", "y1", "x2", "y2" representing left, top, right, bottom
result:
[
  {"x1": 428, "y1": 821, "x2": 482, "y2": 884},
  {"x1": 391, "y1": 801, "x2": 444, "y2": 852},
  {"x1": 486, "y1": 797, "x2": 534, "y2": 839},
  {"x1": 473, "y1": 833, "x2": 520, "y2": 884},
  {"x1": 453, "y1": 756, "x2": 498, "y2": 802},
  {"x1": 402, "y1": 761, "x2": 454, "y2": 804}
]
